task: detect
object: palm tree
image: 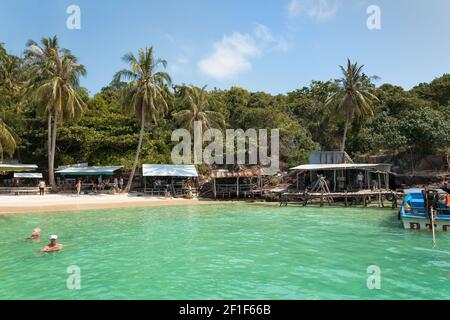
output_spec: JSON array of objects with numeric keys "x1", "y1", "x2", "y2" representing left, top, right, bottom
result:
[
  {"x1": 173, "y1": 85, "x2": 225, "y2": 130},
  {"x1": 0, "y1": 54, "x2": 22, "y2": 94},
  {"x1": 0, "y1": 44, "x2": 18, "y2": 160},
  {"x1": 25, "y1": 36, "x2": 86, "y2": 188},
  {"x1": 0, "y1": 119, "x2": 16, "y2": 161},
  {"x1": 325, "y1": 59, "x2": 379, "y2": 152},
  {"x1": 113, "y1": 47, "x2": 171, "y2": 192}
]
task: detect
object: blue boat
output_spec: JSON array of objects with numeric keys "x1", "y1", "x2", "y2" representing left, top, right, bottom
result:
[{"x1": 399, "y1": 189, "x2": 450, "y2": 231}]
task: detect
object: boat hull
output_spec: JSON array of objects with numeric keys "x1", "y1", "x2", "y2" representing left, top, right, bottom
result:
[
  {"x1": 401, "y1": 215, "x2": 450, "y2": 231},
  {"x1": 399, "y1": 190, "x2": 450, "y2": 231}
]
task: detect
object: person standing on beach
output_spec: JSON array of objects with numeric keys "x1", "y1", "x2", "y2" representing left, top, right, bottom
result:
[
  {"x1": 76, "y1": 179, "x2": 82, "y2": 196},
  {"x1": 113, "y1": 177, "x2": 119, "y2": 193},
  {"x1": 38, "y1": 180, "x2": 46, "y2": 196},
  {"x1": 119, "y1": 176, "x2": 124, "y2": 191}
]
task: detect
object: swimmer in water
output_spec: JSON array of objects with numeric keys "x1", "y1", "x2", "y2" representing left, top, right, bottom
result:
[
  {"x1": 27, "y1": 228, "x2": 41, "y2": 241},
  {"x1": 38, "y1": 235, "x2": 63, "y2": 253}
]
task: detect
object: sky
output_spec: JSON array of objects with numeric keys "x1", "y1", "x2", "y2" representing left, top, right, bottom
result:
[{"x1": 1, "y1": 0, "x2": 450, "y2": 95}]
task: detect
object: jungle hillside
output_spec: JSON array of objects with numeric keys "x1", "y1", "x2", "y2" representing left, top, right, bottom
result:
[{"x1": 1, "y1": 39, "x2": 450, "y2": 175}]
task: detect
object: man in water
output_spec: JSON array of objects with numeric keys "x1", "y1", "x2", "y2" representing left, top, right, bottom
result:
[
  {"x1": 39, "y1": 235, "x2": 63, "y2": 253},
  {"x1": 27, "y1": 228, "x2": 41, "y2": 241}
]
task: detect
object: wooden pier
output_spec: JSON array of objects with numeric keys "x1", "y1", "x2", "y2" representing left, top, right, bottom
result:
[{"x1": 279, "y1": 190, "x2": 402, "y2": 208}]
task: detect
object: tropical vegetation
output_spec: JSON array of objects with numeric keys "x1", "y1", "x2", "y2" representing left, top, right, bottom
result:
[
  {"x1": 113, "y1": 47, "x2": 171, "y2": 191},
  {"x1": 0, "y1": 37, "x2": 449, "y2": 182},
  {"x1": 24, "y1": 36, "x2": 87, "y2": 188}
]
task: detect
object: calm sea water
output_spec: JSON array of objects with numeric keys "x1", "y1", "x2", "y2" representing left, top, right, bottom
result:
[{"x1": 0, "y1": 204, "x2": 448, "y2": 300}]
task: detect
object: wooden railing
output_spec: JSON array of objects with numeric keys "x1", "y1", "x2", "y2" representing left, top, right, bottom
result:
[{"x1": 0, "y1": 187, "x2": 52, "y2": 195}]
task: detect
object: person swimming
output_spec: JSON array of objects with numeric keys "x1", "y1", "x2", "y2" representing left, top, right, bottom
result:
[
  {"x1": 38, "y1": 235, "x2": 63, "y2": 253},
  {"x1": 27, "y1": 228, "x2": 41, "y2": 241}
]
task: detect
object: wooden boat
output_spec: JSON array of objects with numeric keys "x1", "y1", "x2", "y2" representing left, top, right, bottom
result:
[{"x1": 399, "y1": 189, "x2": 450, "y2": 231}]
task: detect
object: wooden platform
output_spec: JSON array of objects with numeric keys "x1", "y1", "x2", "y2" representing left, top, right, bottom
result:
[{"x1": 279, "y1": 190, "x2": 402, "y2": 208}]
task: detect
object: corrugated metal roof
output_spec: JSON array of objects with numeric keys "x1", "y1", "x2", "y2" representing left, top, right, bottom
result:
[
  {"x1": 142, "y1": 164, "x2": 198, "y2": 177},
  {"x1": 309, "y1": 151, "x2": 354, "y2": 164},
  {"x1": 290, "y1": 163, "x2": 392, "y2": 172},
  {"x1": 56, "y1": 166, "x2": 123, "y2": 176},
  {"x1": 0, "y1": 164, "x2": 38, "y2": 172},
  {"x1": 14, "y1": 172, "x2": 43, "y2": 179}
]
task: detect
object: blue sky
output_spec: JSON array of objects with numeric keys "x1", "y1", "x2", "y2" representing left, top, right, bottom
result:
[{"x1": 1, "y1": 0, "x2": 450, "y2": 95}]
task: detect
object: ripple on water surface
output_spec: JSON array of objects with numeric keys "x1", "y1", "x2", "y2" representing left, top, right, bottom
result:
[{"x1": 0, "y1": 204, "x2": 448, "y2": 299}]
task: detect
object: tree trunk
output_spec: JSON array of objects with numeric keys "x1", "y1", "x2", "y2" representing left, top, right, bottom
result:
[
  {"x1": 447, "y1": 150, "x2": 450, "y2": 171},
  {"x1": 125, "y1": 104, "x2": 146, "y2": 193},
  {"x1": 49, "y1": 106, "x2": 58, "y2": 189},
  {"x1": 340, "y1": 113, "x2": 350, "y2": 152},
  {"x1": 47, "y1": 113, "x2": 52, "y2": 184}
]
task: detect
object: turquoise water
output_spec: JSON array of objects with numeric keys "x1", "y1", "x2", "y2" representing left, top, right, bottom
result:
[{"x1": 0, "y1": 204, "x2": 448, "y2": 300}]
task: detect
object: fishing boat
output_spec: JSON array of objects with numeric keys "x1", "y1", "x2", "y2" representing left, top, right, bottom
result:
[{"x1": 399, "y1": 189, "x2": 450, "y2": 231}]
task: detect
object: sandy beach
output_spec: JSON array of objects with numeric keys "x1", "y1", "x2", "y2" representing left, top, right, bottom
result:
[{"x1": 0, "y1": 194, "x2": 226, "y2": 215}]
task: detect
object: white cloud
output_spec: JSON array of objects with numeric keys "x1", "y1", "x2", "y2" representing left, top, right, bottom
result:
[
  {"x1": 254, "y1": 24, "x2": 289, "y2": 52},
  {"x1": 288, "y1": 0, "x2": 339, "y2": 20},
  {"x1": 198, "y1": 25, "x2": 288, "y2": 80},
  {"x1": 288, "y1": 0, "x2": 302, "y2": 17}
]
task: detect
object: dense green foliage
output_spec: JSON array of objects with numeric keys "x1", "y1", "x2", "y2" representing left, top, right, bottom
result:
[{"x1": 0, "y1": 40, "x2": 449, "y2": 172}]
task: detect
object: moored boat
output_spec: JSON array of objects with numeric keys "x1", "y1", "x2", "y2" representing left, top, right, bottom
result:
[{"x1": 399, "y1": 189, "x2": 450, "y2": 231}]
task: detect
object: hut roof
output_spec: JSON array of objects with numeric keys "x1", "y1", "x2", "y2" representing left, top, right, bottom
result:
[
  {"x1": 211, "y1": 167, "x2": 262, "y2": 178},
  {"x1": 56, "y1": 166, "x2": 123, "y2": 176},
  {"x1": 0, "y1": 163, "x2": 38, "y2": 172},
  {"x1": 142, "y1": 164, "x2": 198, "y2": 177},
  {"x1": 14, "y1": 172, "x2": 43, "y2": 179},
  {"x1": 290, "y1": 163, "x2": 392, "y2": 172}
]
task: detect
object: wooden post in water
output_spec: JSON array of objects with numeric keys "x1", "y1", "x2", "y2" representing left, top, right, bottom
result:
[
  {"x1": 303, "y1": 190, "x2": 308, "y2": 206},
  {"x1": 213, "y1": 178, "x2": 217, "y2": 199},
  {"x1": 236, "y1": 177, "x2": 239, "y2": 199},
  {"x1": 377, "y1": 173, "x2": 382, "y2": 207},
  {"x1": 333, "y1": 170, "x2": 336, "y2": 192},
  {"x1": 385, "y1": 172, "x2": 389, "y2": 191},
  {"x1": 431, "y1": 208, "x2": 437, "y2": 248},
  {"x1": 320, "y1": 189, "x2": 324, "y2": 207},
  {"x1": 344, "y1": 190, "x2": 348, "y2": 207},
  {"x1": 367, "y1": 171, "x2": 371, "y2": 190},
  {"x1": 259, "y1": 175, "x2": 262, "y2": 197}
]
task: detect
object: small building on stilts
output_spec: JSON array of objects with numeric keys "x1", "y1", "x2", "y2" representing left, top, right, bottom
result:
[
  {"x1": 210, "y1": 167, "x2": 268, "y2": 199},
  {"x1": 142, "y1": 164, "x2": 199, "y2": 198},
  {"x1": 280, "y1": 151, "x2": 399, "y2": 208}
]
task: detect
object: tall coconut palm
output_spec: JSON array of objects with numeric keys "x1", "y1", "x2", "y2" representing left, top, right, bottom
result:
[
  {"x1": 0, "y1": 119, "x2": 16, "y2": 161},
  {"x1": 25, "y1": 36, "x2": 86, "y2": 188},
  {"x1": 173, "y1": 85, "x2": 225, "y2": 130},
  {"x1": 0, "y1": 44, "x2": 18, "y2": 160},
  {"x1": 0, "y1": 54, "x2": 22, "y2": 94},
  {"x1": 325, "y1": 59, "x2": 379, "y2": 152},
  {"x1": 113, "y1": 47, "x2": 171, "y2": 192}
]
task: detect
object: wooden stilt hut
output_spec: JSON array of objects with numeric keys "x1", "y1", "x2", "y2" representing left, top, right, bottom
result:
[
  {"x1": 210, "y1": 166, "x2": 266, "y2": 199},
  {"x1": 280, "y1": 151, "x2": 397, "y2": 207}
]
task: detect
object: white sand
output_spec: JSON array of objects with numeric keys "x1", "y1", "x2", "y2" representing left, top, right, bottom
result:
[{"x1": 0, "y1": 193, "x2": 222, "y2": 215}]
